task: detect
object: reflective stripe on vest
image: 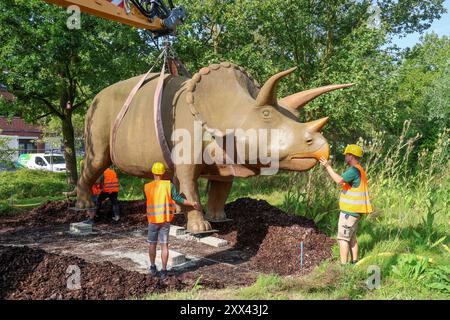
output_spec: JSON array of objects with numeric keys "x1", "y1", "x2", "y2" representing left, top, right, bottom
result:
[
  {"x1": 339, "y1": 164, "x2": 373, "y2": 214},
  {"x1": 145, "y1": 180, "x2": 176, "y2": 223},
  {"x1": 103, "y1": 169, "x2": 119, "y2": 193}
]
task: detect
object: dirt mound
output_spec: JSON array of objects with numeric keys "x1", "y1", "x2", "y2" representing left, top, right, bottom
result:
[
  {"x1": 0, "y1": 245, "x2": 218, "y2": 300},
  {"x1": 0, "y1": 200, "x2": 147, "y2": 230},
  {"x1": 0, "y1": 200, "x2": 78, "y2": 230},
  {"x1": 211, "y1": 198, "x2": 334, "y2": 275}
]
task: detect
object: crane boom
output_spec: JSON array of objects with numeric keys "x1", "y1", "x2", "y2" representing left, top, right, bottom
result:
[{"x1": 44, "y1": 0, "x2": 185, "y2": 34}]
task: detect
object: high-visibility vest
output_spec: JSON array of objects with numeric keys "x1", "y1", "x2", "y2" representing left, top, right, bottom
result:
[
  {"x1": 103, "y1": 168, "x2": 119, "y2": 193},
  {"x1": 339, "y1": 164, "x2": 373, "y2": 214},
  {"x1": 91, "y1": 183, "x2": 102, "y2": 196},
  {"x1": 145, "y1": 180, "x2": 176, "y2": 224}
]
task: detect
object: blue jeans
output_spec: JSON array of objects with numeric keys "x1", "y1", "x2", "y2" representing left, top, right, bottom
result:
[{"x1": 147, "y1": 222, "x2": 170, "y2": 244}]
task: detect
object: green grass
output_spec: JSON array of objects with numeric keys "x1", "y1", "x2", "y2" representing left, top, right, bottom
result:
[
  {"x1": 0, "y1": 169, "x2": 70, "y2": 214},
  {"x1": 0, "y1": 169, "x2": 69, "y2": 201}
]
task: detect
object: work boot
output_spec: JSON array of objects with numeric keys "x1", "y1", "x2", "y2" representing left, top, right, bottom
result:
[
  {"x1": 112, "y1": 205, "x2": 120, "y2": 222},
  {"x1": 159, "y1": 269, "x2": 168, "y2": 280},
  {"x1": 148, "y1": 265, "x2": 157, "y2": 277}
]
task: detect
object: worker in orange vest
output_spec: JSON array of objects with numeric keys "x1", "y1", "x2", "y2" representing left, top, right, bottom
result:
[
  {"x1": 145, "y1": 162, "x2": 201, "y2": 279},
  {"x1": 91, "y1": 178, "x2": 102, "y2": 199},
  {"x1": 85, "y1": 166, "x2": 121, "y2": 224},
  {"x1": 80, "y1": 158, "x2": 103, "y2": 224},
  {"x1": 91, "y1": 179, "x2": 102, "y2": 204},
  {"x1": 84, "y1": 178, "x2": 103, "y2": 224},
  {"x1": 99, "y1": 166, "x2": 121, "y2": 221},
  {"x1": 319, "y1": 144, "x2": 373, "y2": 265}
]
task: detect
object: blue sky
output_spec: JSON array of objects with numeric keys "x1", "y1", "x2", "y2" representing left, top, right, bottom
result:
[{"x1": 391, "y1": 0, "x2": 450, "y2": 48}]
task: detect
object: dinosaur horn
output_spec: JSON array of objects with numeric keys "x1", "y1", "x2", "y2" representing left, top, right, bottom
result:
[
  {"x1": 256, "y1": 67, "x2": 297, "y2": 107},
  {"x1": 306, "y1": 117, "x2": 329, "y2": 132},
  {"x1": 278, "y1": 84, "x2": 354, "y2": 109}
]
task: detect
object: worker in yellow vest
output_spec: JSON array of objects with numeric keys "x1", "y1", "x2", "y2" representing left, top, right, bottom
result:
[
  {"x1": 319, "y1": 144, "x2": 373, "y2": 265},
  {"x1": 145, "y1": 162, "x2": 201, "y2": 279}
]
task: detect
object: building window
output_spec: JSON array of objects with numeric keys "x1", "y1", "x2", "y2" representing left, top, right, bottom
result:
[{"x1": 18, "y1": 139, "x2": 37, "y2": 154}]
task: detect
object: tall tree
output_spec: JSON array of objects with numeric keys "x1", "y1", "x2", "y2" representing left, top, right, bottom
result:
[
  {"x1": 173, "y1": 0, "x2": 446, "y2": 148},
  {"x1": 0, "y1": 0, "x2": 155, "y2": 186},
  {"x1": 396, "y1": 33, "x2": 450, "y2": 147}
]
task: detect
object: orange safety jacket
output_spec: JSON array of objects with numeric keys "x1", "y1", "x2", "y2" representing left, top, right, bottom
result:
[
  {"x1": 91, "y1": 183, "x2": 102, "y2": 196},
  {"x1": 339, "y1": 164, "x2": 373, "y2": 214},
  {"x1": 144, "y1": 180, "x2": 176, "y2": 224},
  {"x1": 103, "y1": 168, "x2": 119, "y2": 193}
]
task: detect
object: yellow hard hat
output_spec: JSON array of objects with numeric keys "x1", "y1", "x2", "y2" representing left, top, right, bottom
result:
[
  {"x1": 343, "y1": 144, "x2": 363, "y2": 157},
  {"x1": 151, "y1": 162, "x2": 166, "y2": 175}
]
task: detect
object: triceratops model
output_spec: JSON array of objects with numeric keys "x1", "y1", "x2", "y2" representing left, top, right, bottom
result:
[{"x1": 77, "y1": 62, "x2": 352, "y2": 232}]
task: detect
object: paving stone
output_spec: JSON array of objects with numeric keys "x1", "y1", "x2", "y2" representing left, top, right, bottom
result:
[
  {"x1": 69, "y1": 222, "x2": 92, "y2": 235},
  {"x1": 199, "y1": 236, "x2": 228, "y2": 248},
  {"x1": 169, "y1": 225, "x2": 186, "y2": 237},
  {"x1": 155, "y1": 249, "x2": 186, "y2": 266}
]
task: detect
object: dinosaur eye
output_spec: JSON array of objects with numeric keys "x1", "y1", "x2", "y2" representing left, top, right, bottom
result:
[
  {"x1": 305, "y1": 132, "x2": 313, "y2": 145},
  {"x1": 261, "y1": 108, "x2": 271, "y2": 119}
]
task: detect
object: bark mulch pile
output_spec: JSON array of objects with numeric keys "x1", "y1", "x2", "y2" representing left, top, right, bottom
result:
[
  {"x1": 210, "y1": 198, "x2": 335, "y2": 275},
  {"x1": 0, "y1": 245, "x2": 220, "y2": 300},
  {"x1": 0, "y1": 197, "x2": 335, "y2": 299}
]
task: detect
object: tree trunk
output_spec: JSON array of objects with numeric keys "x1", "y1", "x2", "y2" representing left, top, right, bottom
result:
[
  {"x1": 61, "y1": 114, "x2": 78, "y2": 187},
  {"x1": 212, "y1": 23, "x2": 220, "y2": 55}
]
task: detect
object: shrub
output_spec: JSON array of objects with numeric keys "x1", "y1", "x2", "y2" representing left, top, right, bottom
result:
[{"x1": 0, "y1": 169, "x2": 68, "y2": 200}]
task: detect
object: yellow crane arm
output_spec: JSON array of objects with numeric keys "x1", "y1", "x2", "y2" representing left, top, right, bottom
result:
[{"x1": 44, "y1": 0, "x2": 184, "y2": 33}]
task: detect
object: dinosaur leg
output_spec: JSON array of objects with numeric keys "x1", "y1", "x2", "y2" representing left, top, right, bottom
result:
[
  {"x1": 176, "y1": 164, "x2": 211, "y2": 232},
  {"x1": 76, "y1": 147, "x2": 111, "y2": 209},
  {"x1": 205, "y1": 179, "x2": 233, "y2": 221}
]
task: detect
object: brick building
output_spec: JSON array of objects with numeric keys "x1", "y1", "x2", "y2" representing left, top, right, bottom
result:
[{"x1": 0, "y1": 87, "x2": 46, "y2": 159}]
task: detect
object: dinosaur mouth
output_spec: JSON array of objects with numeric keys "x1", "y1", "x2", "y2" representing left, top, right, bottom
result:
[
  {"x1": 279, "y1": 143, "x2": 329, "y2": 171},
  {"x1": 287, "y1": 142, "x2": 330, "y2": 161}
]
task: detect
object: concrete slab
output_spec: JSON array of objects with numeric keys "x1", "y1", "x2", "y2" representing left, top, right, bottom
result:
[
  {"x1": 207, "y1": 218, "x2": 233, "y2": 223},
  {"x1": 155, "y1": 249, "x2": 186, "y2": 267},
  {"x1": 99, "y1": 249, "x2": 186, "y2": 271},
  {"x1": 100, "y1": 250, "x2": 149, "y2": 269},
  {"x1": 68, "y1": 207, "x2": 93, "y2": 212},
  {"x1": 185, "y1": 229, "x2": 219, "y2": 235},
  {"x1": 130, "y1": 229, "x2": 146, "y2": 237},
  {"x1": 69, "y1": 222, "x2": 92, "y2": 235},
  {"x1": 199, "y1": 236, "x2": 228, "y2": 248},
  {"x1": 175, "y1": 233, "x2": 201, "y2": 241},
  {"x1": 169, "y1": 225, "x2": 186, "y2": 237}
]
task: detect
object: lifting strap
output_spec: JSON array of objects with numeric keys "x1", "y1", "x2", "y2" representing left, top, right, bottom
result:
[
  {"x1": 153, "y1": 55, "x2": 174, "y2": 169},
  {"x1": 109, "y1": 49, "x2": 165, "y2": 166},
  {"x1": 110, "y1": 47, "x2": 187, "y2": 171}
]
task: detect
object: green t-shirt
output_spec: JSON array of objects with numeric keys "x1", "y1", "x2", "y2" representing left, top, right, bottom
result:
[
  {"x1": 170, "y1": 183, "x2": 185, "y2": 205},
  {"x1": 341, "y1": 166, "x2": 361, "y2": 217},
  {"x1": 143, "y1": 182, "x2": 185, "y2": 204}
]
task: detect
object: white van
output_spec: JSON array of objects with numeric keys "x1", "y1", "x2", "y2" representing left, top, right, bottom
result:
[{"x1": 16, "y1": 153, "x2": 66, "y2": 172}]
